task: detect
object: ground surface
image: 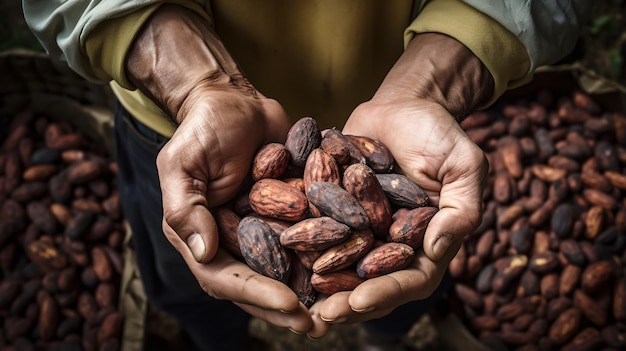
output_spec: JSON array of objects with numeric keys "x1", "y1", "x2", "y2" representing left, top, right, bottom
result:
[{"x1": 1, "y1": 1, "x2": 624, "y2": 351}]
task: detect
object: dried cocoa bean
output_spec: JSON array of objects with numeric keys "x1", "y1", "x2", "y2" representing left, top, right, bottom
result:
[
  {"x1": 356, "y1": 242, "x2": 414, "y2": 279},
  {"x1": 237, "y1": 216, "x2": 291, "y2": 283},
  {"x1": 375, "y1": 173, "x2": 429, "y2": 209},
  {"x1": 344, "y1": 134, "x2": 394, "y2": 173},
  {"x1": 248, "y1": 178, "x2": 309, "y2": 222},
  {"x1": 284, "y1": 117, "x2": 321, "y2": 168},
  {"x1": 251, "y1": 142, "x2": 290, "y2": 181},
  {"x1": 307, "y1": 181, "x2": 369, "y2": 230},
  {"x1": 342, "y1": 163, "x2": 392, "y2": 238},
  {"x1": 387, "y1": 206, "x2": 437, "y2": 250},
  {"x1": 312, "y1": 229, "x2": 374, "y2": 274},
  {"x1": 280, "y1": 216, "x2": 351, "y2": 252},
  {"x1": 310, "y1": 269, "x2": 364, "y2": 295}
]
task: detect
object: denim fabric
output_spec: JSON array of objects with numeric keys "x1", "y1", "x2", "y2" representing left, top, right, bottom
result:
[{"x1": 113, "y1": 103, "x2": 250, "y2": 351}]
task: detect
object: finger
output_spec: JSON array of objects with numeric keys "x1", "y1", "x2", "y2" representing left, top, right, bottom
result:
[
  {"x1": 235, "y1": 301, "x2": 314, "y2": 334},
  {"x1": 342, "y1": 252, "x2": 446, "y2": 319},
  {"x1": 163, "y1": 222, "x2": 303, "y2": 312},
  {"x1": 423, "y1": 142, "x2": 487, "y2": 263},
  {"x1": 157, "y1": 138, "x2": 218, "y2": 263},
  {"x1": 306, "y1": 298, "x2": 333, "y2": 339},
  {"x1": 318, "y1": 289, "x2": 397, "y2": 325}
]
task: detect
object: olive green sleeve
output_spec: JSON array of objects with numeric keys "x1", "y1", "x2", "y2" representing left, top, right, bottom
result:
[{"x1": 85, "y1": 1, "x2": 213, "y2": 89}]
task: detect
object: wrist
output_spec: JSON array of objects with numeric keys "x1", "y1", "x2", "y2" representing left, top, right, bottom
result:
[
  {"x1": 126, "y1": 4, "x2": 251, "y2": 123},
  {"x1": 374, "y1": 33, "x2": 494, "y2": 121}
]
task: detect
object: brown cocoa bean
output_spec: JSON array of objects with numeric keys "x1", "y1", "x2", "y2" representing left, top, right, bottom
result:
[
  {"x1": 251, "y1": 142, "x2": 290, "y2": 181},
  {"x1": 498, "y1": 136, "x2": 524, "y2": 178},
  {"x1": 551, "y1": 203, "x2": 575, "y2": 238},
  {"x1": 573, "y1": 289, "x2": 608, "y2": 326},
  {"x1": 91, "y1": 246, "x2": 113, "y2": 282},
  {"x1": 307, "y1": 181, "x2": 370, "y2": 230},
  {"x1": 214, "y1": 207, "x2": 243, "y2": 257},
  {"x1": 66, "y1": 159, "x2": 106, "y2": 184},
  {"x1": 280, "y1": 216, "x2": 351, "y2": 252},
  {"x1": 310, "y1": 269, "x2": 365, "y2": 295},
  {"x1": 548, "y1": 307, "x2": 581, "y2": 345},
  {"x1": 356, "y1": 242, "x2": 414, "y2": 279},
  {"x1": 37, "y1": 291, "x2": 60, "y2": 341},
  {"x1": 562, "y1": 327, "x2": 604, "y2": 351},
  {"x1": 248, "y1": 178, "x2": 309, "y2": 222},
  {"x1": 320, "y1": 134, "x2": 351, "y2": 165},
  {"x1": 581, "y1": 260, "x2": 613, "y2": 294},
  {"x1": 344, "y1": 134, "x2": 394, "y2": 173},
  {"x1": 454, "y1": 283, "x2": 483, "y2": 310},
  {"x1": 303, "y1": 148, "x2": 341, "y2": 195},
  {"x1": 294, "y1": 249, "x2": 323, "y2": 270},
  {"x1": 342, "y1": 163, "x2": 393, "y2": 238},
  {"x1": 312, "y1": 229, "x2": 374, "y2": 274},
  {"x1": 559, "y1": 264, "x2": 581, "y2": 296},
  {"x1": 375, "y1": 173, "x2": 429, "y2": 209},
  {"x1": 238, "y1": 216, "x2": 291, "y2": 283},
  {"x1": 388, "y1": 206, "x2": 437, "y2": 250},
  {"x1": 287, "y1": 256, "x2": 316, "y2": 307},
  {"x1": 27, "y1": 238, "x2": 67, "y2": 273},
  {"x1": 321, "y1": 128, "x2": 366, "y2": 165},
  {"x1": 97, "y1": 311, "x2": 124, "y2": 345},
  {"x1": 528, "y1": 251, "x2": 560, "y2": 275},
  {"x1": 284, "y1": 117, "x2": 322, "y2": 168}
]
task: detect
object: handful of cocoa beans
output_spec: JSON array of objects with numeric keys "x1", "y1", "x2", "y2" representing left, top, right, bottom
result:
[
  {"x1": 214, "y1": 117, "x2": 437, "y2": 307},
  {"x1": 0, "y1": 110, "x2": 125, "y2": 351},
  {"x1": 449, "y1": 89, "x2": 626, "y2": 350}
]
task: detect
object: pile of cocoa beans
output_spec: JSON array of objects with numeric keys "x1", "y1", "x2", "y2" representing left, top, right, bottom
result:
[
  {"x1": 449, "y1": 89, "x2": 626, "y2": 350},
  {"x1": 214, "y1": 117, "x2": 437, "y2": 307},
  {"x1": 0, "y1": 111, "x2": 125, "y2": 350}
]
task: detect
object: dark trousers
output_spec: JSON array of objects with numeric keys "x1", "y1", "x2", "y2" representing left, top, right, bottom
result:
[
  {"x1": 113, "y1": 103, "x2": 450, "y2": 349},
  {"x1": 114, "y1": 104, "x2": 251, "y2": 351}
]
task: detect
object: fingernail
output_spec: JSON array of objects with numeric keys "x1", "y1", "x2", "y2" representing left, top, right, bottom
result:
[
  {"x1": 288, "y1": 328, "x2": 303, "y2": 335},
  {"x1": 320, "y1": 316, "x2": 346, "y2": 323},
  {"x1": 306, "y1": 334, "x2": 319, "y2": 341},
  {"x1": 351, "y1": 306, "x2": 375, "y2": 313},
  {"x1": 187, "y1": 233, "x2": 206, "y2": 262},
  {"x1": 432, "y1": 232, "x2": 455, "y2": 260}
]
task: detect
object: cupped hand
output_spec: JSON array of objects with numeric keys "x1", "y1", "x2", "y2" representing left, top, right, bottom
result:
[
  {"x1": 307, "y1": 97, "x2": 488, "y2": 336},
  {"x1": 156, "y1": 84, "x2": 321, "y2": 334}
]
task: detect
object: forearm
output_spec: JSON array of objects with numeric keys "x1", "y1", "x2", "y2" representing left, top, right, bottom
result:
[
  {"x1": 374, "y1": 32, "x2": 494, "y2": 121},
  {"x1": 126, "y1": 4, "x2": 250, "y2": 123}
]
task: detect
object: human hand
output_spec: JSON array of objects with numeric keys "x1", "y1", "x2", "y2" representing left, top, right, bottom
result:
[
  {"x1": 310, "y1": 98, "x2": 487, "y2": 332},
  {"x1": 126, "y1": 4, "x2": 324, "y2": 334},
  {"x1": 306, "y1": 33, "x2": 493, "y2": 338},
  {"x1": 156, "y1": 83, "x2": 323, "y2": 333}
]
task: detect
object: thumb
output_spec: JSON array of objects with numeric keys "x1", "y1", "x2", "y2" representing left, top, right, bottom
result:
[
  {"x1": 157, "y1": 146, "x2": 219, "y2": 264},
  {"x1": 423, "y1": 153, "x2": 487, "y2": 263}
]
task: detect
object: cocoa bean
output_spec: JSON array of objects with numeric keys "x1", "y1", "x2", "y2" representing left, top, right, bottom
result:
[
  {"x1": 307, "y1": 181, "x2": 370, "y2": 230},
  {"x1": 344, "y1": 134, "x2": 395, "y2": 173},
  {"x1": 238, "y1": 216, "x2": 291, "y2": 283},
  {"x1": 280, "y1": 216, "x2": 350, "y2": 252},
  {"x1": 284, "y1": 117, "x2": 321, "y2": 168},
  {"x1": 342, "y1": 163, "x2": 393, "y2": 238},
  {"x1": 312, "y1": 229, "x2": 374, "y2": 274},
  {"x1": 356, "y1": 242, "x2": 414, "y2": 279},
  {"x1": 375, "y1": 173, "x2": 429, "y2": 209},
  {"x1": 251, "y1": 142, "x2": 290, "y2": 181},
  {"x1": 310, "y1": 269, "x2": 364, "y2": 295},
  {"x1": 248, "y1": 178, "x2": 309, "y2": 222}
]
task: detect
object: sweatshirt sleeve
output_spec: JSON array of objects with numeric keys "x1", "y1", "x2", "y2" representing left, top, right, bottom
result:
[
  {"x1": 406, "y1": 0, "x2": 591, "y2": 107},
  {"x1": 22, "y1": 0, "x2": 212, "y2": 85}
]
